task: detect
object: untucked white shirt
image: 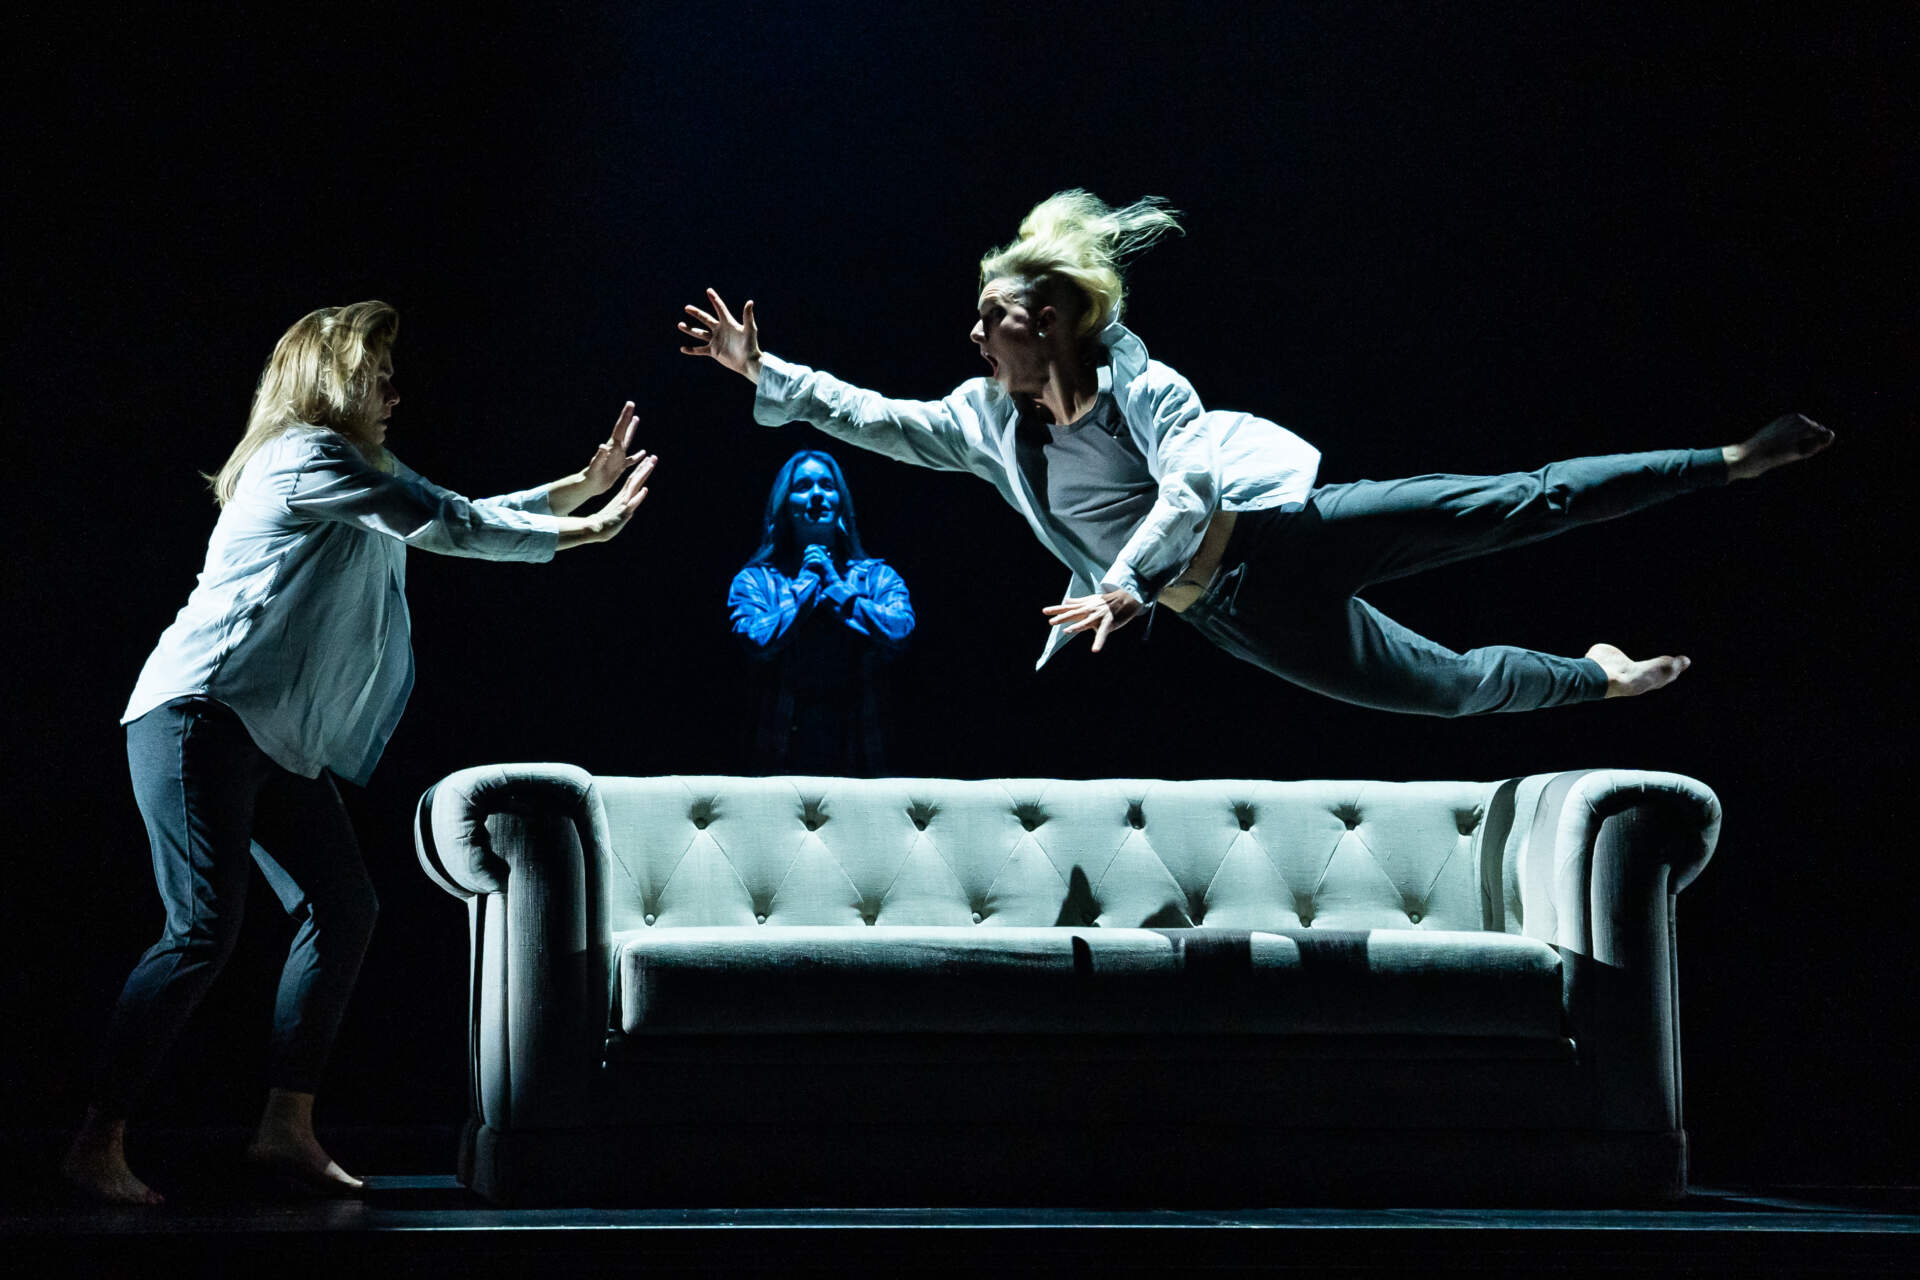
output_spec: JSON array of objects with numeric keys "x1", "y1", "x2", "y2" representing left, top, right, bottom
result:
[
  {"x1": 123, "y1": 427, "x2": 562, "y2": 785},
  {"x1": 752, "y1": 322, "x2": 1321, "y2": 667}
]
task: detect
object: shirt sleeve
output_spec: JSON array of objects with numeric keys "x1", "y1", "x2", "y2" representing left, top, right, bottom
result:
[
  {"x1": 285, "y1": 436, "x2": 561, "y2": 562},
  {"x1": 1100, "y1": 365, "x2": 1220, "y2": 603},
  {"x1": 474, "y1": 485, "x2": 556, "y2": 515},
  {"x1": 728, "y1": 565, "x2": 821, "y2": 656},
  {"x1": 753, "y1": 354, "x2": 1001, "y2": 478},
  {"x1": 836, "y1": 560, "x2": 915, "y2": 652}
]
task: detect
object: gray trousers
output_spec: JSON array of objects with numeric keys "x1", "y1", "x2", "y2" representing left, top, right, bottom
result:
[
  {"x1": 97, "y1": 697, "x2": 378, "y2": 1114},
  {"x1": 1179, "y1": 448, "x2": 1727, "y2": 716}
]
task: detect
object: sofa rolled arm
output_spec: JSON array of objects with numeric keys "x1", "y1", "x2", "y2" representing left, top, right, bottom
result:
[
  {"x1": 414, "y1": 763, "x2": 614, "y2": 1135},
  {"x1": 415, "y1": 763, "x2": 604, "y2": 898},
  {"x1": 1498, "y1": 769, "x2": 1721, "y2": 1138},
  {"x1": 1505, "y1": 769, "x2": 1721, "y2": 964}
]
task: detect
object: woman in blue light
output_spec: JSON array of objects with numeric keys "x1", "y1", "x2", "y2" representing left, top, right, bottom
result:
[
  {"x1": 729, "y1": 449, "x2": 914, "y2": 775},
  {"x1": 681, "y1": 191, "x2": 1833, "y2": 714},
  {"x1": 65, "y1": 301, "x2": 657, "y2": 1204}
]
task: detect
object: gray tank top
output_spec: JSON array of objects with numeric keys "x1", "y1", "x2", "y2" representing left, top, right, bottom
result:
[{"x1": 1041, "y1": 392, "x2": 1157, "y2": 575}]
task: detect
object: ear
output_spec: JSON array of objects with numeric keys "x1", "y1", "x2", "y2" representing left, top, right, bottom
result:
[{"x1": 1036, "y1": 304, "x2": 1058, "y2": 335}]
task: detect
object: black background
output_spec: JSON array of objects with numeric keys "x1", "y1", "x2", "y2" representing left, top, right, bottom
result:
[{"x1": 6, "y1": 4, "x2": 1914, "y2": 1188}]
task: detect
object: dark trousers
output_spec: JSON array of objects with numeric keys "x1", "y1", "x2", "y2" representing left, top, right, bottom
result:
[
  {"x1": 1180, "y1": 448, "x2": 1727, "y2": 716},
  {"x1": 96, "y1": 697, "x2": 378, "y2": 1114}
]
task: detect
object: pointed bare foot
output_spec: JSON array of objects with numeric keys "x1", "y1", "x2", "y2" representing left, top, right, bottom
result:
[
  {"x1": 245, "y1": 1133, "x2": 364, "y2": 1195},
  {"x1": 1723, "y1": 413, "x2": 1835, "y2": 481},
  {"x1": 60, "y1": 1114, "x2": 165, "y2": 1206},
  {"x1": 1587, "y1": 643, "x2": 1691, "y2": 698}
]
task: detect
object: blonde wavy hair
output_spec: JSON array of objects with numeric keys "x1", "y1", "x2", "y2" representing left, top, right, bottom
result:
[
  {"x1": 977, "y1": 190, "x2": 1183, "y2": 339},
  {"x1": 208, "y1": 301, "x2": 399, "y2": 505}
]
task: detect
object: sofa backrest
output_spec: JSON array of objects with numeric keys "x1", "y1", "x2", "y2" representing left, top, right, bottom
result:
[{"x1": 593, "y1": 777, "x2": 1505, "y2": 935}]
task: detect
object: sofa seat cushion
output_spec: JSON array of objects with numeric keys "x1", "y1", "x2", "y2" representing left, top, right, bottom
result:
[{"x1": 615, "y1": 926, "x2": 1562, "y2": 1038}]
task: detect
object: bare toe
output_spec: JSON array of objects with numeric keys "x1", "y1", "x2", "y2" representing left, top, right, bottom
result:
[
  {"x1": 59, "y1": 1149, "x2": 164, "y2": 1206},
  {"x1": 1587, "y1": 644, "x2": 1691, "y2": 698},
  {"x1": 246, "y1": 1138, "x2": 363, "y2": 1195},
  {"x1": 1727, "y1": 413, "x2": 1835, "y2": 480}
]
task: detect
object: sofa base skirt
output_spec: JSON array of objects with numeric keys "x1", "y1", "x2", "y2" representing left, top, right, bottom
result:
[{"x1": 460, "y1": 1118, "x2": 1686, "y2": 1207}]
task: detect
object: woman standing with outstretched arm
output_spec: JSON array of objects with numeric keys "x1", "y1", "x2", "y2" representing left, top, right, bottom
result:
[
  {"x1": 679, "y1": 191, "x2": 1833, "y2": 714},
  {"x1": 64, "y1": 301, "x2": 658, "y2": 1204}
]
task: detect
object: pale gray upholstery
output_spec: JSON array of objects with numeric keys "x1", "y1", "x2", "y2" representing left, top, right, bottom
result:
[{"x1": 415, "y1": 769, "x2": 1720, "y2": 1205}]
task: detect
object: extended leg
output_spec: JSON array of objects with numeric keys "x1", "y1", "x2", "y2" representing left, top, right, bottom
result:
[
  {"x1": 1188, "y1": 592, "x2": 1611, "y2": 716},
  {"x1": 1305, "y1": 448, "x2": 1728, "y2": 591},
  {"x1": 1305, "y1": 412, "x2": 1835, "y2": 591},
  {"x1": 1179, "y1": 527, "x2": 1687, "y2": 714}
]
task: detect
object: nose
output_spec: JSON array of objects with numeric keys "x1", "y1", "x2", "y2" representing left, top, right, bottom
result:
[{"x1": 969, "y1": 319, "x2": 984, "y2": 346}]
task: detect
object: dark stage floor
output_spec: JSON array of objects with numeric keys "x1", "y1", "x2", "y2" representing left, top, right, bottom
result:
[{"x1": 6, "y1": 1128, "x2": 1917, "y2": 1276}]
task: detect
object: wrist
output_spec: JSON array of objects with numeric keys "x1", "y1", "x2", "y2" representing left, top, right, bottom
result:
[{"x1": 744, "y1": 355, "x2": 763, "y2": 386}]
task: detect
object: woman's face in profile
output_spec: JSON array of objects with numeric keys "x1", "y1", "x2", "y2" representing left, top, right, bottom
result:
[{"x1": 785, "y1": 458, "x2": 841, "y2": 539}]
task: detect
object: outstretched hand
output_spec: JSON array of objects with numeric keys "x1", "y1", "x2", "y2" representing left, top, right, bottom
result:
[
  {"x1": 678, "y1": 288, "x2": 762, "y2": 383},
  {"x1": 579, "y1": 401, "x2": 645, "y2": 499},
  {"x1": 1043, "y1": 589, "x2": 1145, "y2": 653},
  {"x1": 569, "y1": 454, "x2": 657, "y2": 547}
]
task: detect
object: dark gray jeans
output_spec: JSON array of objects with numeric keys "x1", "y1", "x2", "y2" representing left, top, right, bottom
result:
[
  {"x1": 1179, "y1": 448, "x2": 1727, "y2": 716},
  {"x1": 97, "y1": 697, "x2": 378, "y2": 1114}
]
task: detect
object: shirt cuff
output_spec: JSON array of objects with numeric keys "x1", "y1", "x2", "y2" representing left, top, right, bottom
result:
[
  {"x1": 752, "y1": 353, "x2": 803, "y2": 426},
  {"x1": 1098, "y1": 568, "x2": 1148, "y2": 605}
]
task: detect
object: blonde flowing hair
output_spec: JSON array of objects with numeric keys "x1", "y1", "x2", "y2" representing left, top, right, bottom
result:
[
  {"x1": 208, "y1": 301, "x2": 399, "y2": 505},
  {"x1": 977, "y1": 190, "x2": 1183, "y2": 339}
]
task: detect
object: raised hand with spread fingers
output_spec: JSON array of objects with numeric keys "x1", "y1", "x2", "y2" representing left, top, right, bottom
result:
[{"x1": 679, "y1": 288, "x2": 762, "y2": 384}]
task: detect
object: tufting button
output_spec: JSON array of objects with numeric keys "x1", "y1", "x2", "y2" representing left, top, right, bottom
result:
[
  {"x1": 1126, "y1": 804, "x2": 1145, "y2": 829},
  {"x1": 644, "y1": 913, "x2": 656, "y2": 926},
  {"x1": 692, "y1": 817, "x2": 708, "y2": 830},
  {"x1": 862, "y1": 915, "x2": 875, "y2": 926},
  {"x1": 971, "y1": 911, "x2": 982, "y2": 923},
  {"x1": 1235, "y1": 804, "x2": 1254, "y2": 831},
  {"x1": 755, "y1": 914, "x2": 767, "y2": 924},
  {"x1": 1408, "y1": 911, "x2": 1422, "y2": 924}
]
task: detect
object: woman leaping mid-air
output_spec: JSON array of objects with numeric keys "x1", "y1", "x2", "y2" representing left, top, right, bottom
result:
[{"x1": 679, "y1": 192, "x2": 1833, "y2": 715}]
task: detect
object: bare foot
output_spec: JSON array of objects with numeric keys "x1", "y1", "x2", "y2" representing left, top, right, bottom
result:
[
  {"x1": 61, "y1": 1110, "x2": 164, "y2": 1205},
  {"x1": 1587, "y1": 643, "x2": 1691, "y2": 698},
  {"x1": 246, "y1": 1133, "x2": 364, "y2": 1195},
  {"x1": 248, "y1": 1090, "x2": 362, "y2": 1194},
  {"x1": 1723, "y1": 413, "x2": 1835, "y2": 481}
]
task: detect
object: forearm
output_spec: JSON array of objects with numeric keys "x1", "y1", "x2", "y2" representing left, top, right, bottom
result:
[
  {"x1": 754, "y1": 354, "x2": 979, "y2": 473},
  {"x1": 553, "y1": 510, "x2": 636, "y2": 551},
  {"x1": 541, "y1": 473, "x2": 600, "y2": 517}
]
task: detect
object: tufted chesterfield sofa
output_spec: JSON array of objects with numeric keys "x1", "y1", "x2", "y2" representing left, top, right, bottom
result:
[{"x1": 414, "y1": 767, "x2": 1720, "y2": 1206}]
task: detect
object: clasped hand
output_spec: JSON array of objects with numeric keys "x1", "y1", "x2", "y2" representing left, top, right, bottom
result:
[
  {"x1": 799, "y1": 543, "x2": 844, "y2": 590},
  {"x1": 1042, "y1": 588, "x2": 1145, "y2": 653}
]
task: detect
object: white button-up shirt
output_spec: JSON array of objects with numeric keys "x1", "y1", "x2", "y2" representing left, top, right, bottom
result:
[
  {"x1": 123, "y1": 427, "x2": 562, "y2": 785},
  {"x1": 752, "y1": 322, "x2": 1321, "y2": 667}
]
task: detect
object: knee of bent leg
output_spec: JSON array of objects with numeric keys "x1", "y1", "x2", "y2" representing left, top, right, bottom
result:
[
  {"x1": 162, "y1": 907, "x2": 249, "y2": 974},
  {"x1": 319, "y1": 873, "x2": 380, "y2": 946}
]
